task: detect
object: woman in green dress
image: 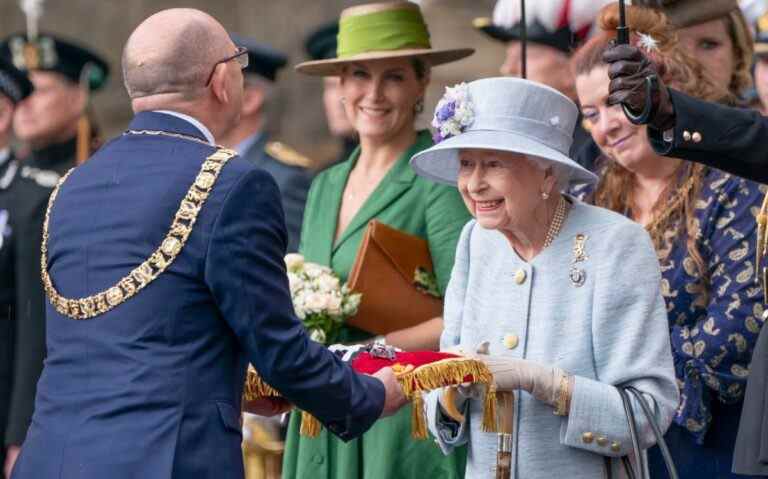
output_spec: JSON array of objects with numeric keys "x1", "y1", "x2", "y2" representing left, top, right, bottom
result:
[{"x1": 282, "y1": 2, "x2": 474, "y2": 478}]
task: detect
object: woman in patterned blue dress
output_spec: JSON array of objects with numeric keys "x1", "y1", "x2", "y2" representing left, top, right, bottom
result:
[{"x1": 570, "y1": 4, "x2": 765, "y2": 477}]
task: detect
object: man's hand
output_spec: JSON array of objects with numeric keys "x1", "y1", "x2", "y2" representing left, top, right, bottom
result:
[
  {"x1": 603, "y1": 43, "x2": 675, "y2": 131},
  {"x1": 4, "y1": 444, "x2": 21, "y2": 478},
  {"x1": 373, "y1": 367, "x2": 407, "y2": 417},
  {"x1": 242, "y1": 397, "x2": 293, "y2": 417}
]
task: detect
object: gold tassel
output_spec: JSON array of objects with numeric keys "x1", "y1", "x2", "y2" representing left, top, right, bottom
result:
[
  {"x1": 482, "y1": 384, "x2": 498, "y2": 433},
  {"x1": 410, "y1": 390, "x2": 428, "y2": 440},
  {"x1": 76, "y1": 115, "x2": 91, "y2": 165},
  {"x1": 756, "y1": 192, "x2": 768, "y2": 284},
  {"x1": 397, "y1": 358, "x2": 493, "y2": 398},
  {"x1": 243, "y1": 367, "x2": 281, "y2": 401},
  {"x1": 300, "y1": 411, "x2": 321, "y2": 437}
]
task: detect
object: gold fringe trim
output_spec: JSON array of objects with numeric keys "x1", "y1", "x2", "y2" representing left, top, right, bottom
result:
[
  {"x1": 396, "y1": 358, "x2": 498, "y2": 438},
  {"x1": 411, "y1": 390, "x2": 427, "y2": 439},
  {"x1": 242, "y1": 358, "x2": 499, "y2": 438},
  {"x1": 300, "y1": 411, "x2": 321, "y2": 437},
  {"x1": 243, "y1": 366, "x2": 281, "y2": 401},
  {"x1": 482, "y1": 384, "x2": 498, "y2": 433},
  {"x1": 396, "y1": 358, "x2": 493, "y2": 397}
]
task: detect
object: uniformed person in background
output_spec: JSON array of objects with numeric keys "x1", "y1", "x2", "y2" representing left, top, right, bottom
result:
[
  {"x1": 0, "y1": 56, "x2": 32, "y2": 479},
  {"x1": 219, "y1": 34, "x2": 311, "y2": 253},
  {"x1": 472, "y1": 0, "x2": 613, "y2": 170},
  {"x1": 303, "y1": 21, "x2": 358, "y2": 169},
  {"x1": 0, "y1": 31, "x2": 108, "y2": 477}
]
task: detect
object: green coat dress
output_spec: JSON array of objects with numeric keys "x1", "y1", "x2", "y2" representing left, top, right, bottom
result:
[{"x1": 282, "y1": 130, "x2": 470, "y2": 479}]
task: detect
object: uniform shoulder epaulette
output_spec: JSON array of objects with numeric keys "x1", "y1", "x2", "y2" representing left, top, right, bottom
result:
[{"x1": 265, "y1": 141, "x2": 313, "y2": 169}]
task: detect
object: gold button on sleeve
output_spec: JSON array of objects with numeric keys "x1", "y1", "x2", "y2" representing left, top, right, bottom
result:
[
  {"x1": 596, "y1": 436, "x2": 609, "y2": 447},
  {"x1": 610, "y1": 441, "x2": 621, "y2": 452},
  {"x1": 581, "y1": 432, "x2": 594, "y2": 444}
]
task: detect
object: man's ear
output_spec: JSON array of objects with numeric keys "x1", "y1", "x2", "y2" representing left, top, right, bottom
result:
[
  {"x1": 210, "y1": 64, "x2": 230, "y2": 105},
  {"x1": 241, "y1": 84, "x2": 265, "y2": 117}
]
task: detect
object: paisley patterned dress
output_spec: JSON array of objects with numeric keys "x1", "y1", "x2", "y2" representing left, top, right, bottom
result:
[{"x1": 577, "y1": 166, "x2": 765, "y2": 477}]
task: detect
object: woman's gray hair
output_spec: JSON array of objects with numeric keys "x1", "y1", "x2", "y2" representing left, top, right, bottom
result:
[{"x1": 525, "y1": 155, "x2": 573, "y2": 192}]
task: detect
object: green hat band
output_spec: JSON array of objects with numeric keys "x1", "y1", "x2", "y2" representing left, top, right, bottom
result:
[{"x1": 337, "y1": 9, "x2": 431, "y2": 58}]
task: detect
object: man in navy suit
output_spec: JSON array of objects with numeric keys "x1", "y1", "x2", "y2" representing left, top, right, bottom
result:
[{"x1": 10, "y1": 9, "x2": 404, "y2": 479}]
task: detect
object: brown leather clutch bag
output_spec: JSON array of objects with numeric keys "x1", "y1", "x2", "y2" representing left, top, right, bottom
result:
[{"x1": 347, "y1": 220, "x2": 443, "y2": 335}]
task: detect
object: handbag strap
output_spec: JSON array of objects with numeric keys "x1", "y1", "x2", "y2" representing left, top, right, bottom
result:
[
  {"x1": 618, "y1": 387, "x2": 645, "y2": 479},
  {"x1": 625, "y1": 386, "x2": 679, "y2": 479}
]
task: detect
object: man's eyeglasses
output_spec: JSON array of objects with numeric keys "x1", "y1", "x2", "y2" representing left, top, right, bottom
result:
[{"x1": 205, "y1": 46, "x2": 249, "y2": 86}]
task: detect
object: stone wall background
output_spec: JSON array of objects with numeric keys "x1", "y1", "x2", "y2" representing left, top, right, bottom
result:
[{"x1": 0, "y1": 0, "x2": 504, "y2": 164}]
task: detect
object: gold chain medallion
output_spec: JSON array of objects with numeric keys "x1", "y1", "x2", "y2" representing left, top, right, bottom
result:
[{"x1": 40, "y1": 146, "x2": 236, "y2": 320}]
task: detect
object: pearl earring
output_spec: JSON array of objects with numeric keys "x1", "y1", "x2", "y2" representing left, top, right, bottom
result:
[{"x1": 541, "y1": 191, "x2": 550, "y2": 200}]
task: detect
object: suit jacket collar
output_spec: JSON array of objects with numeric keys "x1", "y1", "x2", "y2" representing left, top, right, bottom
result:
[
  {"x1": 128, "y1": 111, "x2": 213, "y2": 144},
  {"x1": 330, "y1": 130, "x2": 430, "y2": 252}
]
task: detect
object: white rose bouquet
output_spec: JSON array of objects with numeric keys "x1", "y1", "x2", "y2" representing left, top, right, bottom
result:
[{"x1": 284, "y1": 253, "x2": 362, "y2": 345}]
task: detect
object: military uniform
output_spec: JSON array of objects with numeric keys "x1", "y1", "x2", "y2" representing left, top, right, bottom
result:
[
  {"x1": 0, "y1": 32, "x2": 108, "y2": 454},
  {"x1": 229, "y1": 35, "x2": 314, "y2": 253},
  {"x1": 0, "y1": 55, "x2": 32, "y2": 477},
  {"x1": 647, "y1": 89, "x2": 768, "y2": 183},
  {"x1": 237, "y1": 136, "x2": 312, "y2": 253},
  {"x1": 5, "y1": 141, "x2": 74, "y2": 449},
  {"x1": 0, "y1": 148, "x2": 18, "y2": 478}
]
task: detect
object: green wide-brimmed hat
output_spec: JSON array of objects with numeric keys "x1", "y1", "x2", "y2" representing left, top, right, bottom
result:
[{"x1": 295, "y1": 1, "x2": 474, "y2": 76}]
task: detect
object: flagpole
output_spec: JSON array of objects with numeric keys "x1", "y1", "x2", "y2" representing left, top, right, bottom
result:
[
  {"x1": 520, "y1": 0, "x2": 527, "y2": 79},
  {"x1": 617, "y1": 0, "x2": 629, "y2": 44}
]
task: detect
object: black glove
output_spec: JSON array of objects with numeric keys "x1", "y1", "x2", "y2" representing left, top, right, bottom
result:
[{"x1": 602, "y1": 44, "x2": 675, "y2": 131}]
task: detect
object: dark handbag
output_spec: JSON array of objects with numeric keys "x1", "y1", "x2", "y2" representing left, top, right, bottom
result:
[{"x1": 605, "y1": 386, "x2": 679, "y2": 479}]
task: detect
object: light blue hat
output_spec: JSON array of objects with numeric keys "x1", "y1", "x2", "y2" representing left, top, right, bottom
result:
[{"x1": 410, "y1": 77, "x2": 598, "y2": 186}]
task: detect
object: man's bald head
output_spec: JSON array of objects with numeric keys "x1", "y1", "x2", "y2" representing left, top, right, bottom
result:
[{"x1": 122, "y1": 8, "x2": 233, "y2": 100}]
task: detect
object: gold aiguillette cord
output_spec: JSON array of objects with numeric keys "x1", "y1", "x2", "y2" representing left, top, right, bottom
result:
[
  {"x1": 495, "y1": 391, "x2": 514, "y2": 479},
  {"x1": 757, "y1": 192, "x2": 768, "y2": 319}
]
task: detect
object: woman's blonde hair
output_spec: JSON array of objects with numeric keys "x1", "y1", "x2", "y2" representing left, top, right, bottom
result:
[{"x1": 571, "y1": 3, "x2": 732, "y2": 284}]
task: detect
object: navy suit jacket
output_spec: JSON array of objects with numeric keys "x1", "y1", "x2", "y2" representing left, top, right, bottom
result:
[
  {"x1": 240, "y1": 135, "x2": 312, "y2": 253},
  {"x1": 11, "y1": 112, "x2": 384, "y2": 479},
  {"x1": 648, "y1": 89, "x2": 768, "y2": 183}
]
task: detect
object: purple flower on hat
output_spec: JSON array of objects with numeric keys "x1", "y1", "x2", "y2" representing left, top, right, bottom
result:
[{"x1": 431, "y1": 83, "x2": 474, "y2": 143}]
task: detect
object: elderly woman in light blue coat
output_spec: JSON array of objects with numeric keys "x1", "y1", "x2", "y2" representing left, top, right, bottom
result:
[{"x1": 409, "y1": 77, "x2": 679, "y2": 478}]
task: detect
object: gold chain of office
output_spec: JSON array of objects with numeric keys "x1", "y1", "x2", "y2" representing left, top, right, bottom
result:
[{"x1": 40, "y1": 143, "x2": 236, "y2": 320}]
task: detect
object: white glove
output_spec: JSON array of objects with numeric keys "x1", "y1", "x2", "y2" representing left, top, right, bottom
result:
[{"x1": 481, "y1": 356, "x2": 565, "y2": 408}]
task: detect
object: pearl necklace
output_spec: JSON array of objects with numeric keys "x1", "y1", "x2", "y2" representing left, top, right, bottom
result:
[{"x1": 543, "y1": 196, "x2": 570, "y2": 248}]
